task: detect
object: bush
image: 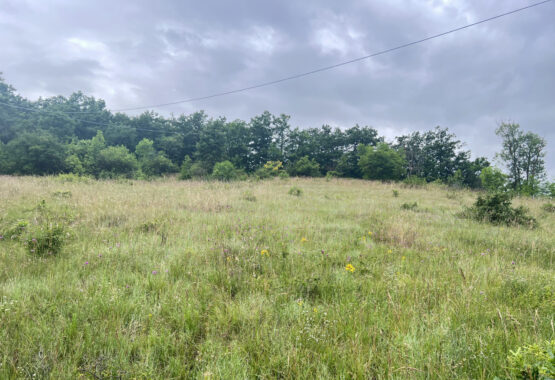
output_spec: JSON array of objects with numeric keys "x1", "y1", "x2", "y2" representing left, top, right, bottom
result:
[
  {"x1": 401, "y1": 202, "x2": 418, "y2": 210},
  {"x1": 96, "y1": 146, "x2": 138, "y2": 178},
  {"x1": 288, "y1": 186, "x2": 302, "y2": 197},
  {"x1": 212, "y1": 161, "x2": 238, "y2": 181},
  {"x1": 189, "y1": 163, "x2": 208, "y2": 178},
  {"x1": 541, "y1": 203, "x2": 555, "y2": 213},
  {"x1": 22, "y1": 201, "x2": 70, "y2": 256},
  {"x1": 461, "y1": 192, "x2": 537, "y2": 228},
  {"x1": 392, "y1": 189, "x2": 399, "y2": 197},
  {"x1": 506, "y1": 340, "x2": 554, "y2": 380},
  {"x1": 289, "y1": 156, "x2": 320, "y2": 177},
  {"x1": 179, "y1": 156, "x2": 193, "y2": 180},
  {"x1": 358, "y1": 143, "x2": 405, "y2": 180}
]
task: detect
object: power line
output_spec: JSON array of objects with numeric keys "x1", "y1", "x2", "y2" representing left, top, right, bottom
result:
[
  {"x1": 0, "y1": 0, "x2": 551, "y2": 118},
  {"x1": 0, "y1": 100, "x2": 182, "y2": 134},
  {"x1": 111, "y1": 0, "x2": 553, "y2": 112}
]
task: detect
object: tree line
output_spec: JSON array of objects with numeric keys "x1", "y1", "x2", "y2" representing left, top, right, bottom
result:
[{"x1": 0, "y1": 75, "x2": 550, "y2": 195}]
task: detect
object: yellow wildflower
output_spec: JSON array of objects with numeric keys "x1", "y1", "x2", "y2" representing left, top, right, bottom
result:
[
  {"x1": 260, "y1": 249, "x2": 269, "y2": 256},
  {"x1": 402, "y1": 256, "x2": 406, "y2": 261},
  {"x1": 368, "y1": 231, "x2": 372, "y2": 237},
  {"x1": 387, "y1": 249, "x2": 392, "y2": 254},
  {"x1": 301, "y1": 237, "x2": 308, "y2": 243},
  {"x1": 345, "y1": 263, "x2": 355, "y2": 272},
  {"x1": 313, "y1": 307, "x2": 318, "y2": 313}
]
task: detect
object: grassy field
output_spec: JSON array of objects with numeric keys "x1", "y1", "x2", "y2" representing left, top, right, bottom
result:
[{"x1": 0, "y1": 176, "x2": 553, "y2": 379}]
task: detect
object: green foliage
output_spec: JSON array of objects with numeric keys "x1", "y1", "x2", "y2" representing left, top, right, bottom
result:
[
  {"x1": 179, "y1": 155, "x2": 193, "y2": 180},
  {"x1": 541, "y1": 203, "x2": 555, "y2": 213},
  {"x1": 2, "y1": 132, "x2": 67, "y2": 175},
  {"x1": 481, "y1": 166, "x2": 507, "y2": 192},
  {"x1": 392, "y1": 189, "x2": 399, "y2": 197},
  {"x1": 507, "y1": 340, "x2": 555, "y2": 380},
  {"x1": 289, "y1": 156, "x2": 320, "y2": 177},
  {"x1": 462, "y1": 192, "x2": 537, "y2": 228},
  {"x1": 358, "y1": 143, "x2": 405, "y2": 180},
  {"x1": 96, "y1": 146, "x2": 138, "y2": 178},
  {"x1": 17, "y1": 201, "x2": 71, "y2": 256},
  {"x1": 189, "y1": 162, "x2": 208, "y2": 178},
  {"x1": 212, "y1": 161, "x2": 238, "y2": 181},
  {"x1": 288, "y1": 186, "x2": 302, "y2": 196},
  {"x1": 400, "y1": 201, "x2": 418, "y2": 210}
]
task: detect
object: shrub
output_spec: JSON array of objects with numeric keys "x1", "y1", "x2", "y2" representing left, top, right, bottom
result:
[
  {"x1": 212, "y1": 161, "x2": 237, "y2": 181},
  {"x1": 96, "y1": 146, "x2": 138, "y2": 178},
  {"x1": 541, "y1": 202, "x2": 555, "y2": 213},
  {"x1": 289, "y1": 156, "x2": 320, "y2": 177},
  {"x1": 288, "y1": 186, "x2": 302, "y2": 197},
  {"x1": 401, "y1": 202, "x2": 417, "y2": 210},
  {"x1": 358, "y1": 143, "x2": 405, "y2": 180},
  {"x1": 22, "y1": 201, "x2": 70, "y2": 256},
  {"x1": 392, "y1": 190, "x2": 399, "y2": 197},
  {"x1": 179, "y1": 156, "x2": 193, "y2": 180},
  {"x1": 278, "y1": 171, "x2": 290, "y2": 180},
  {"x1": 189, "y1": 163, "x2": 208, "y2": 178},
  {"x1": 461, "y1": 192, "x2": 537, "y2": 228},
  {"x1": 506, "y1": 340, "x2": 554, "y2": 380}
]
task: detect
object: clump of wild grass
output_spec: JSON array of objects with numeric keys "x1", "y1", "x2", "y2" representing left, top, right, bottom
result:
[
  {"x1": 241, "y1": 190, "x2": 257, "y2": 202},
  {"x1": 392, "y1": 189, "x2": 399, "y2": 197}
]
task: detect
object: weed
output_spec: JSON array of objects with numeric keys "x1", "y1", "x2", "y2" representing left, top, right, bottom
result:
[{"x1": 392, "y1": 189, "x2": 399, "y2": 197}]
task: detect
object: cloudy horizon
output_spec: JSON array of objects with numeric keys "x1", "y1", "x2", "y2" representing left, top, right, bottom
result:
[{"x1": 1, "y1": 0, "x2": 553, "y2": 176}]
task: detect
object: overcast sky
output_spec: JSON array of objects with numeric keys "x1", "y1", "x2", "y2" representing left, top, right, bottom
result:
[{"x1": 1, "y1": 0, "x2": 553, "y2": 176}]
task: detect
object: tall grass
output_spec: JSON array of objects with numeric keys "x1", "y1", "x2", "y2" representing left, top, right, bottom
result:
[{"x1": 0, "y1": 176, "x2": 553, "y2": 379}]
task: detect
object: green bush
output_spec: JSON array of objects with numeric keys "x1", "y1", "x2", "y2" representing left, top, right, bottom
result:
[
  {"x1": 401, "y1": 202, "x2": 418, "y2": 210},
  {"x1": 22, "y1": 201, "x2": 70, "y2": 256},
  {"x1": 461, "y1": 192, "x2": 537, "y2": 228},
  {"x1": 289, "y1": 156, "x2": 320, "y2": 177},
  {"x1": 288, "y1": 186, "x2": 302, "y2": 197},
  {"x1": 541, "y1": 203, "x2": 555, "y2": 213},
  {"x1": 179, "y1": 156, "x2": 193, "y2": 180},
  {"x1": 212, "y1": 161, "x2": 238, "y2": 181},
  {"x1": 392, "y1": 189, "x2": 399, "y2": 197},
  {"x1": 358, "y1": 143, "x2": 405, "y2": 180},
  {"x1": 506, "y1": 340, "x2": 555, "y2": 380}
]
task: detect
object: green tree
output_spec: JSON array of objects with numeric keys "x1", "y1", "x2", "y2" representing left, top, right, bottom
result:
[
  {"x1": 496, "y1": 123, "x2": 546, "y2": 193},
  {"x1": 358, "y1": 143, "x2": 405, "y2": 180},
  {"x1": 480, "y1": 166, "x2": 507, "y2": 192},
  {"x1": 3, "y1": 132, "x2": 67, "y2": 175}
]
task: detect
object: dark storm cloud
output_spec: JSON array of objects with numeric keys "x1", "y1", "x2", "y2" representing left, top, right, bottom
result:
[{"x1": 1, "y1": 0, "x2": 553, "y2": 175}]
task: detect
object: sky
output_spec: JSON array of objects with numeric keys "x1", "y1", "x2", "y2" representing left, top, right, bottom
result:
[{"x1": 0, "y1": 0, "x2": 553, "y2": 176}]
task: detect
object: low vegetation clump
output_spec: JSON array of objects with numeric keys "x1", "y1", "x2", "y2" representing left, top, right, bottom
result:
[
  {"x1": 288, "y1": 186, "x2": 303, "y2": 196},
  {"x1": 541, "y1": 202, "x2": 555, "y2": 213},
  {"x1": 0, "y1": 176, "x2": 553, "y2": 379},
  {"x1": 400, "y1": 201, "x2": 418, "y2": 210},
  {"x1": 461, "y1": 192, "x2": 538, "y2": 228},
  {"x1": 507, "y1": 340, "x2": 555, "y2": 380}
]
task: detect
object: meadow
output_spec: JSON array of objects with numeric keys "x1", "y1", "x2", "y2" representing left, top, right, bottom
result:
[{"x1": 0, "y1": 175, "x2": 553, "y2": 379}]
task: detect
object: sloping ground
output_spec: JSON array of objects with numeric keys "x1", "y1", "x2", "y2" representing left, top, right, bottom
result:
[{"x1": 0, "y1": 176, "x2": 553, "y2": 379}]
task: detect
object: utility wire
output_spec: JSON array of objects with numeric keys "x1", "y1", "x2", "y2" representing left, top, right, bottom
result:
[
  {"x1": 111, "y1": 0, "x2": 553, "y2": 112},
  {"x1": 0, "y1": 0, "x2": 551, "y2": 118},
  {"x1": 0, "y1": 100, "x2": 181, "y2": 134}
]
